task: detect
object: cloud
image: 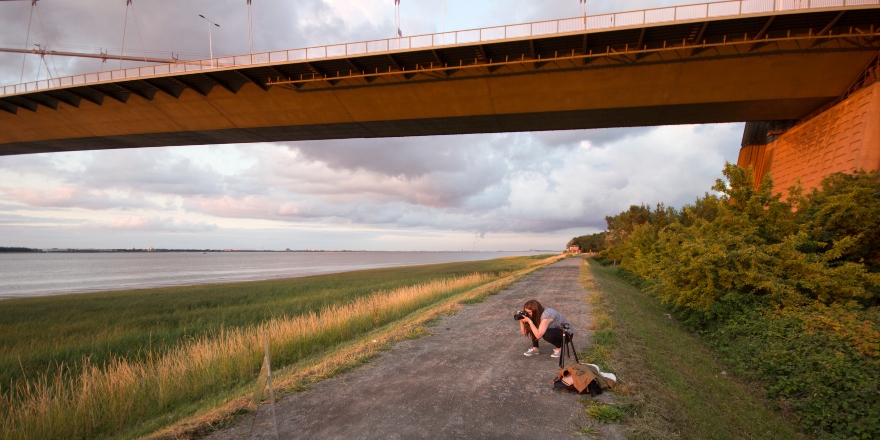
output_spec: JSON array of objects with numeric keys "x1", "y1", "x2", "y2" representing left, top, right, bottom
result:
[
  {"x1": 0, "y1": 111, "x2": 745, "y2": 248},
  {"x1": 155, "y1": 123, "x2": 742, "y2": 236},
  {"x1": 93, "y1": 216, "x2": 218, "y2": 233},
  {"x1": 70, "y1": 149, "x2": 228, "y2": 197},
  {"x1": 2, "y1": 186, "x2": 158, "y2": 211},
  {"x1": 0, "y1": 209, "x2": 85, "y2": 226},
  {"x1": 286, "y1": 137, "x2": 468, "y2": 178},
  {"x1": 0, "y1": 148, "x2": 229, "y2": 210},
  {"x1": 0, "y1": 1, "x2": 748, "y2": 250},
  {"x1": 0, "y1": 0, "x2": 398, "y2": 85}
]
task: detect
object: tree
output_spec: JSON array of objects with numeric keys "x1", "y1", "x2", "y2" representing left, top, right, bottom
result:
[
  {"x1": 798, "y1": 170, "x2": 880, "y2": 272},
  {"x1": 566, "y1": 232, "x2": 607, "y2": 253},
  {"x1": 622, "y1": 163, "x2": 880, "y2": 311}
]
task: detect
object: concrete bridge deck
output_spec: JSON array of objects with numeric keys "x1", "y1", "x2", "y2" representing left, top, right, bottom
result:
[{"x1": 1, "y1": 1, "x2": 879, "y2": 155}]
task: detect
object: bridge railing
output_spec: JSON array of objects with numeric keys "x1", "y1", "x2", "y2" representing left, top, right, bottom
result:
[{"x1": 2, "y1": 0, "x2": 878, "y2": 98}]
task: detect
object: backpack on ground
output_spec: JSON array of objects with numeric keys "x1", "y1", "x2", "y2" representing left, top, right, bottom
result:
[{"x1": 552, "y1": 363, "x2": 615, "y2": 396}]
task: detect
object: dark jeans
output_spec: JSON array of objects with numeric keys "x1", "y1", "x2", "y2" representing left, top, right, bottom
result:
[{"x1": 530, "y1": 328, "x2": 568, "y2": 349}]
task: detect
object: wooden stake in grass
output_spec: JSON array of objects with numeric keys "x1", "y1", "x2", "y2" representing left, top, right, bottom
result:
[
  {"x1": 249, "y1": 330, "x2": 280, "y2": 440},
  {"x1": 263, "y1": 330, "x2": 279, "y2": 440}
]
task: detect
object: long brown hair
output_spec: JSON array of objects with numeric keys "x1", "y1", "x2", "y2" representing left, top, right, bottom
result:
[{"x1": 523, "y1": 299, "x2": 544, "y2": 339}]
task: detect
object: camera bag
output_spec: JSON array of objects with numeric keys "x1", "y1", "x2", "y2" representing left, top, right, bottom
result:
[{"x1": 552, "y1": 363, "x2": 612, "y2": 396}]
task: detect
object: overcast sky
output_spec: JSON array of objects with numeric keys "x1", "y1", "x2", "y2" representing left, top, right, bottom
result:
[{"x1": 0, "y1": 0, "x2": 743, "y2": 251}]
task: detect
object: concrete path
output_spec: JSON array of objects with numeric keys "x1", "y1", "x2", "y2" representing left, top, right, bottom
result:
[{"x1": 206, "y1": 257, "x2": 618, "y2": 439}]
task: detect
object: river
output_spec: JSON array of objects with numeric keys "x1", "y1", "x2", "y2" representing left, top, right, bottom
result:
[{"x1": 0, "y1": 251, "x2": 545, "y2": 299}]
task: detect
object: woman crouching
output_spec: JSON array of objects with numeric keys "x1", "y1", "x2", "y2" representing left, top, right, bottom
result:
[{"x1": 518, "y1": 299, "x2": 572, "y2": 358}]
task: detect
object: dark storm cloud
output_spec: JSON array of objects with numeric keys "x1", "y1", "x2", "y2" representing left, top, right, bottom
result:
[
  {"x1": 258, "y1": 138, "x2": 511, "y2": 208},
  {"x1": 284, "y1": 129, "x2": 587, "y2": 187},
  {"x1": 286, "y1": 137, "x2": 469, "y2": 178}
]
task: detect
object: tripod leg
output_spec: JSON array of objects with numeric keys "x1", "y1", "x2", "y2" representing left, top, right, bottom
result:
[{"x1": 559, "y1": 331, "x2": 565, "y2": 368}]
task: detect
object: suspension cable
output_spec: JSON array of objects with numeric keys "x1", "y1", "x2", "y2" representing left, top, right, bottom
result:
[
  {"x1": 34, "y1": 0, "x2": 59, "y2": 81},
  {"x1": 19, "y1": 0, "x2": 35, "y2": 84},
  {"x1": 128, "y1": 0, "x2": 148, "y2": 64},
  {"x1": 34, "y1": 47, "x2": 41, "y2": 80},
  {"x1": 119, "y1": 0, "x2": 129, "y2": 69},
  {"x1": 41, "y1": 53, "x2": 53, "y2": 81},
  {"x1": 247, "y1": 0, "x2": 253, "y2": 55}
]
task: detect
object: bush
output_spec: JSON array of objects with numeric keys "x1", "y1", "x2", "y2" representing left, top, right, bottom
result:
[
  {"x1": 621, "y1": 165, "x2": 880, "y2": 311},
  {"x1": 589, "y1": 165, "x2": 880, "y2": 438},
  {"x1": 566, "y1": 232, "x2": 607, "y2": 254},
  {"x1": 705, "y1": 304, "x2": 880, "y2": 438}
]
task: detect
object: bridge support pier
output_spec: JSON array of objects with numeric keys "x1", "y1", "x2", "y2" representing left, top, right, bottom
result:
[{"x1": 737, "y1": 79, "x2": 880, "y2": 193}]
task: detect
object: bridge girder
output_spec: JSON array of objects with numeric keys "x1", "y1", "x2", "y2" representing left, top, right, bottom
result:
[{"x1": 0, "y1": 7, "x2": 879, "y2": 155}]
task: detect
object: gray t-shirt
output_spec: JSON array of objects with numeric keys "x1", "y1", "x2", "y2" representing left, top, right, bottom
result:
[{"x1": 541, "y1": 307, "x2": 571, "y2": 332}]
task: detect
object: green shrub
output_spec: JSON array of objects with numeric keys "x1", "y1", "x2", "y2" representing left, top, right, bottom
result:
[
  {"x1": 705, "y1": 304, "x2": 880, "y2": 438},
  {"x1": 592, "y1": 256, "x2": 614, "y2": 266},
  {"x1": 617, "y1": 268, "x2": 880, "y2": 438},
  {"x1": 587, "y1": 165, "x2": 880, "y2": 438},
  {"x1": 567, "y1": 232, "x2": 607, "y2": 254},
  {"x1": 617, "y1": 165, "x2": 880, "y2": 312},
  {"x1": 614, "y1": 268, "x2": 649, "y2": 290}
]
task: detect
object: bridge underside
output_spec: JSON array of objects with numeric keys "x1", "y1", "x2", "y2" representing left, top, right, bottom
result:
[
  {"x1": 0, "y1": 8, "x2": 878, "y2": 155},
  {"x1": 0, "y1": 96, "x2": 840, "y2": 155}
]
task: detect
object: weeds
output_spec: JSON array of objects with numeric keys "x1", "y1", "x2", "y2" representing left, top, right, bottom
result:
[
  {"x1": 572, "y1": 416, "x2": 600, "y2": 437},
  {"x1": 584, "y1": 402, "x2": 624, "y2": 424}
]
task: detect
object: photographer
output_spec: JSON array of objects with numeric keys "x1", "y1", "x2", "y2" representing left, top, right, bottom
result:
[{"x1": 517, "y1": 299, "x2": 572, "y2": 358}]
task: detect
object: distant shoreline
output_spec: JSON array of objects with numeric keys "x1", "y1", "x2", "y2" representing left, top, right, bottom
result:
[
  {"x1": 0, "y1": 250, "x2": 555, "y2": 299},
  {"x1": 0, "y1": 247, "x2": 555, "y2": 253}
]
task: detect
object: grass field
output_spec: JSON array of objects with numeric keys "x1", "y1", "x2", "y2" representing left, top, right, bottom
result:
[
  {"x1": 579, "y1": 259, "x2": 807, "y2": 439},
  {"x1": 0, "y1": 256, "x2": 544, "y2": 387},
  {"x1": 0, "y1": 255, "x2": 555, "y2": 440}
]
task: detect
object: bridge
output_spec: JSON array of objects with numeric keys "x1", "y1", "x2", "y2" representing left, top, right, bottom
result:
[{"x1": 0, "y1": 0, "x2": 878, "y2": 157}]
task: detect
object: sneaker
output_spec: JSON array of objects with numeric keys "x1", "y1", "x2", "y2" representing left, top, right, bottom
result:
[
  {"x1": 551, "y1": 348, "x2": 561, "y2": 358},
  {"x1": 523, "y1": 348, "x2": 540, "y2": 356}
]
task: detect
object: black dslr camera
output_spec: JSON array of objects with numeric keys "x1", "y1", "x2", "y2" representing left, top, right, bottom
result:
[{"x1": 513, "y1": 310, "x2": 531, "y2": 321}]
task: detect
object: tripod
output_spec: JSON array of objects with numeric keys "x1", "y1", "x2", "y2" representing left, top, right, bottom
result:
[{"x1": 558, "y1": 324, "x2": 580, "y2": 368}]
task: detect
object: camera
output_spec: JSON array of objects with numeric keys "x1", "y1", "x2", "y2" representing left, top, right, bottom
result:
[{"x1": 513, "y1": 310, "x2": 531, "y2": 321}]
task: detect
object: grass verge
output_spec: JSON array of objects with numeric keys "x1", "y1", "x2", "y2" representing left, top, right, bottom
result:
[{"x1": 578, "y1": 258, "x2": 806, "y2": 439}]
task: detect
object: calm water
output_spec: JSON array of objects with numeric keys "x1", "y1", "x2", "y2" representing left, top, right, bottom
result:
[{"x1": 0, "y1": 251, "x2": 543, "y2": 299}]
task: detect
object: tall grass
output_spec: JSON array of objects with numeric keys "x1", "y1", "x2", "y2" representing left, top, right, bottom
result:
[
  {"x1": 0, "y1": 273, "x2": 493, "y2": 439},
  {"x1": 0, "y1": 257, "x2": 543, "y2": 392}
]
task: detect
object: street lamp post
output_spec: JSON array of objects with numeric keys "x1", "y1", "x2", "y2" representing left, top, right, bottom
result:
[{"x1": 198, "y1": 14, "x2": 220, "y2": 66}]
